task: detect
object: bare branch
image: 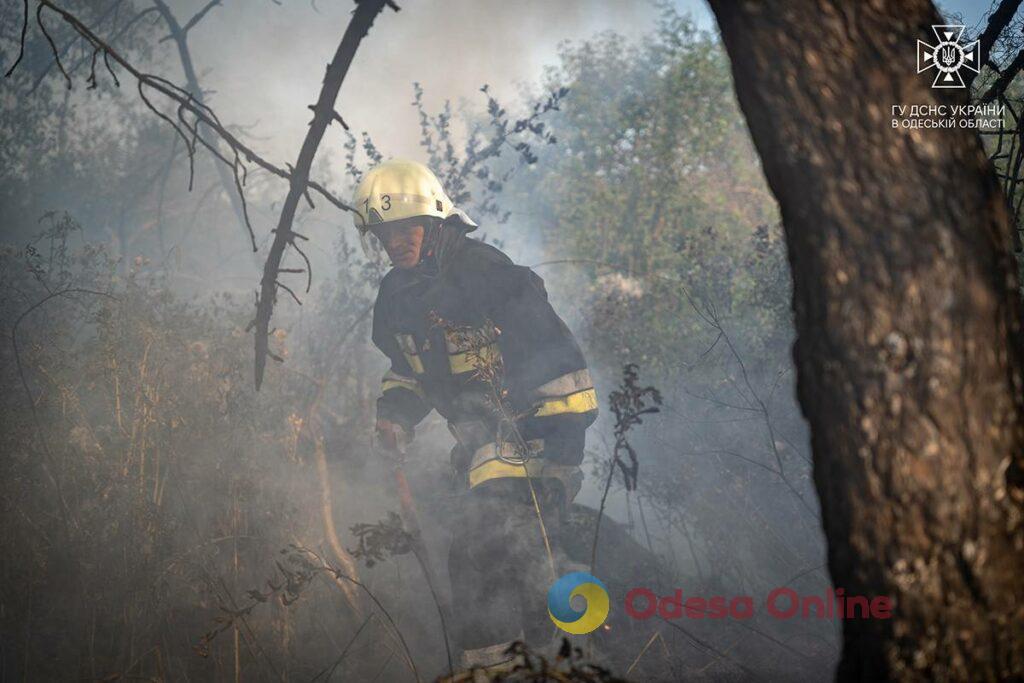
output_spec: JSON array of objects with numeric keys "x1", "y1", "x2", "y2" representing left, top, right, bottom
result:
[
  {"x1": 982, "y1": 48, "x2": 1024, "y2": 103},
  {"x1": 152, "y1": 0, "x2": 263, "y2": 254},
  {"x1": 3, "y1": 0, "x2": 29, "y2": 77},
  {"x1": 275, "y1": 280, "x2": 302, "y2": 306},
  {"x1": 966, "y1": 0, "x2": 1024, "y2": 91},
  {"x1": 289, "y1": 238, "x2": 314, "y2": 293},
  {"x1": 101, "y1": 48, "x2": 119, "y2": 86},
  {"x1": 11, "y1": 0, "x2": 353, "y2": 227},
  {"x1": 36, "y1": 3, "x2": 72, "y2": 89},
  {"x1": 160, "y1": 0, "x2": 222, "y2": 42},
  {"x1": 308, "y1": 103, "x2": 350, "y2": 130},
  {"x1": 253, "y1": 0, "x2": 397, "y2": 389},
  {"x1": 12, "y1": 0, "x2": 384, "y2": 397}
]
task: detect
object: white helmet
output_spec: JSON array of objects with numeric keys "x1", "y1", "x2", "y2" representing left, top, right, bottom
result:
[{"x1": 352, "y1": 159, "x2": 477, "y2": 234}]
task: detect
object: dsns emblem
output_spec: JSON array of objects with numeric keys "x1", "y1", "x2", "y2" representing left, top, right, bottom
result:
[
  {"x1": 917, "y1": 24, "x2": 980, "y2": 89},
  {"x1": 547, "y1": 572, "x2": 610, "y2": 635}
]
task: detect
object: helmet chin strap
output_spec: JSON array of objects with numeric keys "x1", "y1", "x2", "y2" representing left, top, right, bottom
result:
[
  {"x1": 422, "y1": 221, "x2": 440, "y2": 261},
  {"x1": 417, "y1": 218, "x2": 467, "y2": 272}
]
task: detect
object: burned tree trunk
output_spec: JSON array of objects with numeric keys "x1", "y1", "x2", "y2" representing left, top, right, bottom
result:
[{"x1": 707, "y1": 1, "x2": 1024, "y2": 680}]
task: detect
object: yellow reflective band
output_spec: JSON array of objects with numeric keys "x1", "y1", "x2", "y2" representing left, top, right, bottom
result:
[
  {"x1": 468, "y1": 458, "x2": 580, "y2": 489},
  {"x1": 469, "y1": 459, "x2": 539, "y2": 488},
  {"x1": 382, "y1": 378, "x2": 424, "y2": 399},
  {"x1": 534, "y1": 388, "x2": 598, "y2": 417},
  {"x1": 470, "y1": 439, "x2": 544, "y2": 467},
  {"x1": 449, "y1": 343, "x2": 501, "y2": 374},
  {"x1": 402, "y1": 352, "x2": 425, "y2": 375},
  {"x1": 533, "y1": 369, "x2": 594, "y2": 398}
]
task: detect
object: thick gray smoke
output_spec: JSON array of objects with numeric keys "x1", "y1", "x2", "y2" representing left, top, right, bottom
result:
[{"x1": 186, "y1": 0, "x2": 712, "y2": 163}]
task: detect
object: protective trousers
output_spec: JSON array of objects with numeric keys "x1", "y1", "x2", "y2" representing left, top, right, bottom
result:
[{"x1": 448, "y1": 478, "x2": 569, "y2": 651}]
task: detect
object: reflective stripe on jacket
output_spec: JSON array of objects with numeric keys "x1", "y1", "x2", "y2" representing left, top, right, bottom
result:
[{"x1": 371, "y1": 234, "x2": 597, "y2": 489}]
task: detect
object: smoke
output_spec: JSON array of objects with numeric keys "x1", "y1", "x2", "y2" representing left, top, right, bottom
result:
[{"x1": 183, "y1": 0, "x2": 709, "y2": 163}]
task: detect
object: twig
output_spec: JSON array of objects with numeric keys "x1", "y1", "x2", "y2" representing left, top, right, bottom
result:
[
  {"x1": 151, "y1": 0, "x2": 261, "y2": 258},
  {"x1": 982, "y1": 47, "x2": 1024, "y2": 103},
  {"x1": 253, "y1": 0, "x2": 397, "y2": 389},
  {"x1": 163, "y1": 0, "x2": 221, "y2": 41},
  {"x1": 966, "y1": 0, "x2": 1024, "y2": 91},
  {"x1": 8, "y1": 0, "x2": 354, "y2": 254},
  {"x1": 409, "y1": 543, "x2": 454, "y2": 676},
  {"x1": 312, "y1": 436, "x2": 363, "y2": 612},
  {"x1": 348, "y1": 492, "x2": 454, "y2": 675},
  {"x1": 4, "y1": 0, "x2": 29, "y2": 77},
  {"x1": 429, "y1": 314, "x2": 558, "y2": 581},
  {"x1": 18, "y1": 0, "x2": 129, "y2": 91},
  {"x1": 704, "y1": 307, "x2": 820, "y2": 521},
  {"x1": 294, "y1": 546, "x2": 421, "y2": 683},
  {"x1": 657, "y1": 616, "x2": 768, "y2": 682},
  {"x1": 782, "y1": 562, "x2": 829, "y2": 587},
  {"x1": 36, "y1": 2, "x2": 71, "y2": 88},
  {"x1": 625, "y1": 630, "x2": 661, "y2": 676},
  {"x1": 310, "y1": 613, "x2": 373, "y2": 682},
  {"x1": 275, "y1": 279, "x2": 302, "y2": 306},
  {"x1": 729, "y1": 616, "x2": 819, "y2": 665},
  {"x1": 591, "y1": 364, "x2": 661, "y2": 571}
]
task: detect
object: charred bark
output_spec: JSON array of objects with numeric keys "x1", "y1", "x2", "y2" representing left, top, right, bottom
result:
[{"x1": 707, "y1": 1, "x2": 1024, "y2": 680}]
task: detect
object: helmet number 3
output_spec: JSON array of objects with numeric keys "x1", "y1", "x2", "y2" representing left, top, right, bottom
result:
[{"x1": 363, "y1": 195, "x2": 391, "y2": 216}]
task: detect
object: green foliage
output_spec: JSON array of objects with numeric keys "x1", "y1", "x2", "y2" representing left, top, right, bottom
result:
[
  {"x1": 504, "y1": 13, "x2": 825, "y2": 640},
  {"x1": 504, "y1": 8, "x2": 788, "y2": 377}
]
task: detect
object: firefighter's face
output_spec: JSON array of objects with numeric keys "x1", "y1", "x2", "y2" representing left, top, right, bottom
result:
[{"x1": 373, "y1": 223, "x2": 425, "y2": 269}]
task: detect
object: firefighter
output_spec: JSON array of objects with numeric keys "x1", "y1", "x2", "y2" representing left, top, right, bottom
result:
[{"x1": 354, "y1": 159, "x2": 598, "y2": 672}]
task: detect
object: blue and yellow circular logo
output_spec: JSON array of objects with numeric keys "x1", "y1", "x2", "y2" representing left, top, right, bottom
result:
[{"x1": 547, "y1": 572, "x2": 610, "y2": 634}]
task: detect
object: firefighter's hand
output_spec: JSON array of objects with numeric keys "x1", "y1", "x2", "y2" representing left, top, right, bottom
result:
[{"x1": 375, "y1": 419, "x2": 411, "y2": 454}]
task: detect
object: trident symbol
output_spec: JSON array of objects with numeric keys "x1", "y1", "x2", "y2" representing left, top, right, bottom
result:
[{"x1": 939, "y1": 44, "x2": 958, "y2": 68}]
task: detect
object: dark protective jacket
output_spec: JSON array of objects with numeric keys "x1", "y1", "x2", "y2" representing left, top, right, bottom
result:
[{"x1": 371, "y1": 229, "x2": 597, "y2": 491}]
